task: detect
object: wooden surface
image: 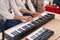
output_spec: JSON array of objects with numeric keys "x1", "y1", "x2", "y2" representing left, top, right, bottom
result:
[{"x1": 0, "y1": 12, "x2": 60, "y2": 40}]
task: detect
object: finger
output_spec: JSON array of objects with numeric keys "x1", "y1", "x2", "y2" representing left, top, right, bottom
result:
[
  {"x1": 38, "y1": 14, "x2": 42, "y2": 18},
  {"x1": 28, "y1": 17, "x2": 33, "y2": 21},
  {"x1": 30, "y1": 17, "x2": 33, "y2": 21},
  {"x1": 33, "y1": 14, "x2": 38, "y2": 17}
]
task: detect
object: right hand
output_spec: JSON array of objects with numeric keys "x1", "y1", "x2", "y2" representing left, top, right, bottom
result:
[{"x1": 22, "y1": 16, "x2": 33, "y2": 22}]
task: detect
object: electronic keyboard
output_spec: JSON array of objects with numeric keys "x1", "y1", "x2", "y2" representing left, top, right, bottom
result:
[
  {"x1": 25, "y1": 27, "x2": 54, "y2": 40},
  {"x1": 5, "y1": 13, "x2": 55, "y2": 40}
]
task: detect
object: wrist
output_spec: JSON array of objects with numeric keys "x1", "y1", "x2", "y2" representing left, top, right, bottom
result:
[{"x1": 30, "y1": 11, "x2": 35, "y2": 14}]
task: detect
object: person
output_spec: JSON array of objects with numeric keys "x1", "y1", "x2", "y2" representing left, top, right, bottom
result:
[
  {"x1": 31, "y1": 0, "x2": 44, "y2": 13},
  {"x1": 12, "y1": 0, "x2": 41, "y2": 17},
  {"x1": 0, "y1": 0, "x2": 33, "y2": 32}
]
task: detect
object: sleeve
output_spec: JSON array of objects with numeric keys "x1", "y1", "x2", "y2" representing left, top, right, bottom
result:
[
  {"x1": 10, "y1": 0, "x2": 23, "y2": 16},
  {"x1": 0, "y1": 2, "x2": 14, "y2": 20},
  {"x1": 15, "y1": 0, "x2": 27, "y2": 9},
  {"x1": 27, "y1": 0, "x2": 36, "y2": 12}
]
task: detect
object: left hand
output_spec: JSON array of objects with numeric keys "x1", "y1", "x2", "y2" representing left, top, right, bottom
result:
[{"x1": 31, "y1": 12, "x2": 42, "y2": 17}]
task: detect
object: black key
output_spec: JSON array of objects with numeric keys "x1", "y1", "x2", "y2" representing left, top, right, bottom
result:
[
  {"x1": 31, "y1": 21, "x2": 37, "y2": 25},
  {"x1": 47, "y1": 13, "x2": 54, "y2": 15},
  {"x1": 44, "y1": 15, "x2": 50, "y2": 19},
  {"x1": 35, "y1": 33, "x2": 40, "y2": 40},
  {"x1": 13, "y1": 31, "x2": 18, "y2": 35},
  {"x1": 42, "y1": 30, "x2": 54, "y2": 39},
  {"x1": 35, "y1": 18, "x2": 42, "y2": 22},
  {"x1": 34, "y1": 21, "x2": 39, "y2": 24},
  {"x1": 35, "y1": 20, "x2": 40, "y2": 23},
  {"x1": 47, "y1": 14, "x2": 52, "y2": 17},
  {"x1": 11, "y1": 31, "x2": 17, "y2": 36},
  {"x1": 14, "y1": 30, "x2": 19, "y2": 34},
  {"x1": 37, "y1": 29, "x2": 48, "y2": 40},
  {"x1": 11, "y1": 32, "x2": 16, "y2": 36},
  {"x1": 43, "y1": 28, "x2": 46, "y2": 30},
  {"x1": 44, "y1": 15, "x2": 49, "y2": 17},
  {"x1": 47, "y1": 15, "x2": 52, "y2": 18},
  {"x1": 31, "y1": 35, "x2": 36, "y2": 39},
  {"x1": 22, "y1": 25, "x2": 29, "y2": 30},
  {"x1": 47, "y1": 13, "x2": 51, "y2": 15},
  {"x1": 47, "y1": 14, "x2": 54, "y2": 18},
  {"x1": 39, "y1": 18, "x2": 43, "y2": 20},
  {"x1": 41, "y1": 17, "x2": 46, "y2": 19},
  {"x1": 35, "y1": 33, "x2": 39, "y2": 36},
  {"x1": 41, "y1": 29, "x2": 49, "y2": 36},
  {"x1": 17, "y1": 28, "x2": 24, "y2": 33},
  {"x1": 39, "y1": 29, "x2": 50, "y2": 40},
  {"x1": 27, "y1": 23, "x2": 33, "y2": 27},
  {"x1": 38, "y1": 19, "x2": 42, "y2": 22},
  {"x1": 38, "y1": 28, "x2": 46, "y2": 33}
]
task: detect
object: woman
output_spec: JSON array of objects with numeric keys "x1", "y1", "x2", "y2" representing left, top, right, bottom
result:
[{"x1": 0, "y1": 0, "x2": 33, "y2": 32}]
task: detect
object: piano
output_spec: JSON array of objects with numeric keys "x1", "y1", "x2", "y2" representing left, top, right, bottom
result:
[
  {"x1": 25, "y1": 27, "x2": 54, "y2": 40},
  {"x1": 4, "y1": 13, "x2": 55, "y2": 40}
]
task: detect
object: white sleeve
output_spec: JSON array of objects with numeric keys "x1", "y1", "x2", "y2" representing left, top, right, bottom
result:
[
  {"x1": 10, "y1": 0, "x2": 23, "y2": 16},
  {"x1": 0, "y1": 1, "x2": 14, "y2": 20},
  {"x1": 15, "y1": 0, "x2": 26, "y2": 9},
  {"x1": 27, "y1": 0, "x2": 36, "y2": 12}
]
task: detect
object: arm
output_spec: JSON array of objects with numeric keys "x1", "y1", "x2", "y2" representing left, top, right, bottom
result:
[
  {"x1": 27, "y1": 0, "x2": 36, "y2": 12},
  {"x1": 15, "y1": 0, "x2": 33, "y2": 14},
  {"x1": 0, "y1": 6, "x2": 30, "y2": 20},
  {"x1": 20, "y1": 8, "x2": 34, "y2": 14},
  {"x1": 10, "y1": 0, "x2": 23, "y2": 16},
  {"x1": 0, "y1": 1, "x2": 33, "y2": 22},
  {"x1": 0, "y1": 1, "x2": 14, "y2": 19},
  {"x1": 0, "y1": 1, "x2": 24, "y2": 20},
  {"x1": 15, "y1": 0, "x2": 26, "y2": 9}
]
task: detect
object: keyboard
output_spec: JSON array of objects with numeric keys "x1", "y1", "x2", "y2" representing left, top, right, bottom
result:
[
  {"x1": 5, "y1": 13, "x2": 55, "y2": 40},
  {"x1": 25, "y1": 27, "x2": 54, "y2": 40}
]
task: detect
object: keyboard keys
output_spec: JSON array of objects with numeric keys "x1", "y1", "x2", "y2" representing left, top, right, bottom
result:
[
  {"x1": 11, "y1": 32, "x2": 16, "y2": 36},
  {"x1": 47, "y1": 13, "x2": 54, "y2": 16},
  {"x1": 35, "y1": 33, "x2": 40, "y2": 37},
  {"x1": 39, "y1": 18, "x2": 43, "y2": 20},
  {"x1": 11, "y1": 30, "x2": 19, "y2": 36},
  {"x1": 31, "y1": 21, "x2": 37, "y2": 25},
  {"x1": 27, "y1": 23, "x2": 33, "y2": 27},
  {"x1": 39, "y1": 30, "x2": 44, "y2": 34},
  {"x1": 17, "y1": 28, "x2": 24, "y2": 33},
  {"x1": 34, "y1": 21, "x2": 39, "y2": 24},
  {"x1": 26, "y1": 28, "x2": 54, "y2": 40},
  {"x1": 38, "y1": 29, "x2": 52, "y2": 40},
  {"x1": 35, "y1": 20, "x2": 41, "y2": 22},
  {"x1": 44, "y1": 15, "x2": 49, "y2": 17},
  {"x1": 22, "y1": 25, "x2": 30, "y2": 30},
  {"x1": 31, "y1": 35, "x2": 36, "y2": 40},
  {"x1": 43, "y1": 30, "x2": 54, "y2": 39},
  {"x1": 16, "y1": 29, "x2": 21, "y2": 33},
  {"x1": 41, "y1": 17, "x2": 46, "y2": 19},
  {"x1": 14, "y1": 30, "x2": 20, "y2": 35}
]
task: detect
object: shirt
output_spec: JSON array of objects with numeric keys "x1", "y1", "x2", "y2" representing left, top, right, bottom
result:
[
  {"x1": 0, "y1": 0, "x2": 23, "y2": 20},
  {"x1": 15, "y1": 0, "x2": 36, "y2": 12},
  {"x1": 0, "y1": 0, "x2": 14, "y2": 20}
]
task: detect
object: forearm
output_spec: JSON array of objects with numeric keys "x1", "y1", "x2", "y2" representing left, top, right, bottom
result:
[
  {"x1": 20, "y1": 8, "x2": 33, "y2": 14},
  {"x1": 14, "y1": 15, "x2": 24, "y2": 20},
  {"x1": 27, "y1": 0, "x2": 36, "y2": 12},
  {"x1": 10, "y1": 0, "x2": 23, "y2": 16}
]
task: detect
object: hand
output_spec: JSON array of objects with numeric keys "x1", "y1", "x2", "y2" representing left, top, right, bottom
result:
[
  {"x1": 22, "y1": 16, "x2": 33, "y2": 22},
  {"x1": 31, "y1": 12, "x2": 42, "y2": 17}
]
